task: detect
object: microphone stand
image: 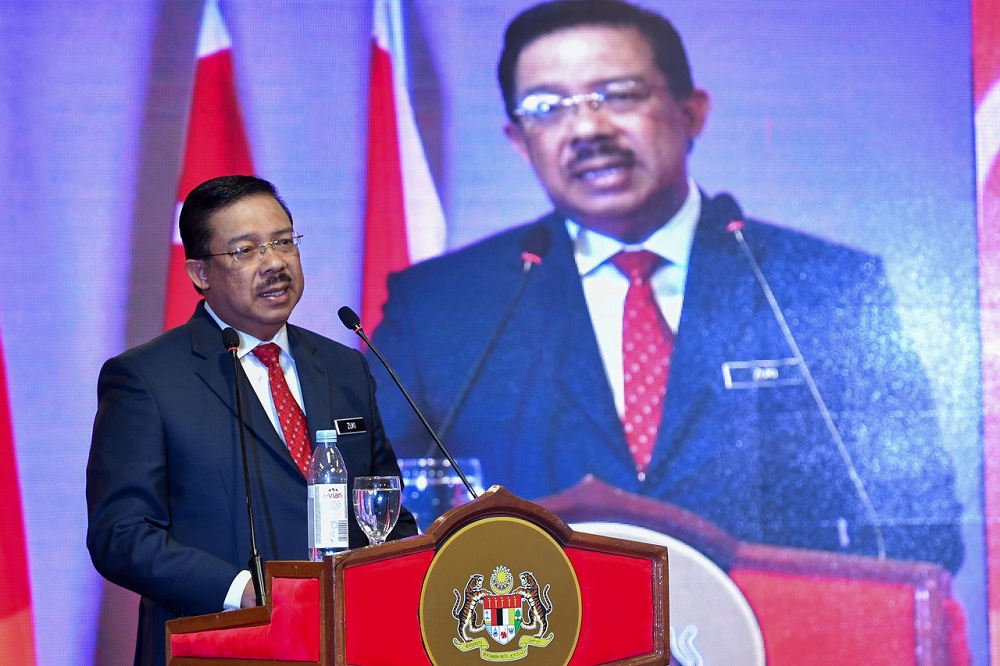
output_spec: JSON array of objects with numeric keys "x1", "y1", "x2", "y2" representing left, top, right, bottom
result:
[
  {"x1": 339, "y1": 308, "x2": 479, "y2": 500},
  {"x1": 728, "y1": 217, "x2": 887, "y2": 560},
  {"x1": 434, "y1": 251, "x2": 545, "y2": 448},
  {"x1": 225, "y1": 336, "x2": 267, "y2": 605}
]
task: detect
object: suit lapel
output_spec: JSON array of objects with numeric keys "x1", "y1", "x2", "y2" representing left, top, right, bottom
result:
[
  {"x1": 289, "y1": 326, "x2": 333, "y2": 438},
  {"x1": 522, "y1": 217, "x2": 630, "y2": 457},
  {"x1": 189, "y1": 303, "x2": 243, "y2": 421},
  {"x1": 188, "y1": 304, "x2": 302, "y2": 474},
  {"x1": 509, "y1": 202, "x2": 766, "y2": 484},
  {"x1": 647, "y1": 195, "x2": 761, "y2": 477}
]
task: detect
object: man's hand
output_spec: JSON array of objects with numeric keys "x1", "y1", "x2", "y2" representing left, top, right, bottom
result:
[{"x1": 240, "y1": 579, "x2": 259, "y2": 609}]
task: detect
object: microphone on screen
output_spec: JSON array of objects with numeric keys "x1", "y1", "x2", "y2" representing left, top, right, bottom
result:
[
  {"x1": 431, "y1": 223, "x2": 553, "y2": 447},
  {"x1": 222, "y1": 327, "x2": 266, "y2": 606},
  {"x1": 520, "y1": 222, "x2": 553, "y2": 270},
  {"x1": 718, "y1": 193, "x2": 886, "y2": 560},
  {"x1": 337, "y1": 306, "x2": 479, "y2": 500}
]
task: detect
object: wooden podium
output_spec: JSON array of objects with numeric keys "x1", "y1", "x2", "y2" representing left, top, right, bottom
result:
[
  {"x1": 539, "y1": 476, "x2": 970, "y2": 665},
  {"x1": 166, "y1": 486, "x2": 670, "y2": 665}
]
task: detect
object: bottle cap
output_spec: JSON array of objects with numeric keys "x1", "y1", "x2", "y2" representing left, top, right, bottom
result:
[{"x1": 316, "y1": 429, "x2": 338, "y2": 444}]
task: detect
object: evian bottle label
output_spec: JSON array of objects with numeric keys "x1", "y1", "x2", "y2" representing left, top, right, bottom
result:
[{"x1": 307, "y1": 483, "x2": 349, "y2": 549}]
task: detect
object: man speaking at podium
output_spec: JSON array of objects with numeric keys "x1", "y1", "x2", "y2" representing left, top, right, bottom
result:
[
  {"x1": 370, "y1": 0, "x2": 963, "y2": 573},
  {"x1": 87, "y1": 175, "x2": 416, "y2": 666}
]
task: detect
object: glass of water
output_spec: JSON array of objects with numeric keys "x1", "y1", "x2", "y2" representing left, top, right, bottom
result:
[{"x1": 352, "y1": 476, "x2": 401, "y2": 546}]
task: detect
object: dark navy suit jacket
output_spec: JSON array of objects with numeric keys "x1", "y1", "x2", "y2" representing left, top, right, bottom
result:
[
  {"x1": 370, "y1": 193, "x2": 963, "y2": 573},
  {"x1": 87, "y1": 303, "x2": 416, "y2": 666}
]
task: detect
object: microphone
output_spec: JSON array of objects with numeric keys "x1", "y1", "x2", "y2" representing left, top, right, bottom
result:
[
  {"x1": 718, "y1": 194, "x2": 887, "y2": 560},
  {"x1": 222, "y1": 327, "x2": 266, "y2": 606},
  {"x1": 338, "y1": 306, "x2": 480, "y2": 500},
  {"x1": 432, "y1": 224, "x2": 552, "y2": 448},
  {"x1": 519, "y1": 222, "x2": 552, "y2": 270}
]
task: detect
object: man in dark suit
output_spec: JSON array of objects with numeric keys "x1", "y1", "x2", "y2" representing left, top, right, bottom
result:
[
  {"x1": 87, "y1": 175, "x2": 417, "y2": 666},
  {"x1": 369, "y1": 0, "x2": 963, "y2": 572}
]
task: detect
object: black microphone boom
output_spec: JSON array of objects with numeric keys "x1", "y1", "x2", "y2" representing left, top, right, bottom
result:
[
  {"x1": 718, "y1": 194, "x2": 886, "y2": 560},
  {"x1": 433, "y1": 223, "x2": 552, "y2": 448},
  {"x1": 222, "y1": 327, "x2": 266, "y2": 606},
  {"x1": 338, "y1": 307, "x2": 479, "y2": 500}
]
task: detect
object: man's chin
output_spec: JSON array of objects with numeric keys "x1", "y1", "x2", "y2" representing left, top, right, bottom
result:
[
  {"x1": 563, "y1": 187, "x2": 648, "y2": 215},
  {"x1": 561, "y1": 189, "x2": 679, "y2": 241},
  {"x1": 564, "y1": 203, "x2": 651, "y2": 239},
  {"x1": 252, "y1": 297, "x2": 298, "y2": 327}
]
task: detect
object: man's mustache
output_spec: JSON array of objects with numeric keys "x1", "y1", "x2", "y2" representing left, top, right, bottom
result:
[
  {"x1": 569, "y1": 141, "x2": 634, "y2": 168},
  {"x1": 262, "y1": 274, "x2": 292, "y2": 288}
]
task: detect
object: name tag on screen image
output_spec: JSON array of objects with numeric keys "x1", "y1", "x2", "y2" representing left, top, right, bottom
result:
[{"x1": 722, "y1": 358, "x2": 803, "y2": 389}]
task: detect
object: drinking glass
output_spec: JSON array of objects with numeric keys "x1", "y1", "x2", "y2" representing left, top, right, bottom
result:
[{"x1": 352, "y1": 476, "x2": 401, "y2": 546}]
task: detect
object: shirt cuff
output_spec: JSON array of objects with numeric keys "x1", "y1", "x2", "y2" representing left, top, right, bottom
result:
[{"x1": 223, "y1": 570, "x2": 253, "y2": 611}]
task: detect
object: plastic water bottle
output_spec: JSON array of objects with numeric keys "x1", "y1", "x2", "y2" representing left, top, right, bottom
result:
[{"x1": 307, "y1": 429, "x2": 349, "y2": 560}]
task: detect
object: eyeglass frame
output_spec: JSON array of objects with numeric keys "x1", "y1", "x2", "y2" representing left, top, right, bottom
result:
[
  {"x1": 512, "y1": 79, "x2": 669, "y2": 127},
  {"x1": 199, "y1": 233, "x2": 304, "y2": 263}
]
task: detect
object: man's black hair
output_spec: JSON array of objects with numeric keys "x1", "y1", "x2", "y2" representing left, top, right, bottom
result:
[
  {"x1": 179, "y1": 174, "x2": 293, "y2": 261},
  {"x1": 498, "y1": 0, "x2": 694, "y2": 121}
]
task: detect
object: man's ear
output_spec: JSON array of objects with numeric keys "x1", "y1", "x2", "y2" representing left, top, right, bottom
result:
[
  {"x1": 504, "y1": 121, "x2": 533, "y2": 165},
  {"x1": 185, "y1": 258, "x2": 210, "y2": 291},
  {"x1": 680, "y1": 88, "x2": 710, "y2": 140}
]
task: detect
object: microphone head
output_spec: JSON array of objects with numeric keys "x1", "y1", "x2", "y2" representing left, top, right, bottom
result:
[
  {"x1": 520, "y1": 224, "x2": 552, "y2": 267},
  {"x1": 338, "y1": 306, "x2": 362, "y2": 332},
  {"x1": 221, "y1": 327, "x2": 240, "y2": 352},
  {"x1": 714, "y1": 192, "x2": 745, "y2": 233}
]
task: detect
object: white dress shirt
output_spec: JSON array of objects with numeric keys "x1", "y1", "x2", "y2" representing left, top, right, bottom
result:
[
  {"x1": 204, "y1": 304, "x2": 307, "y2": 441},
  {"x1": 566, "y1": 179, "x2": 701, "y2": 418}
]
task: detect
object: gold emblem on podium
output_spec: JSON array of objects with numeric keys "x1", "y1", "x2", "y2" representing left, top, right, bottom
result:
[
  {"x1": 421, "y1": 517, "x2": 581, "y2": 665},
  {"x1": 450, "y1": 565, "x2": 555, "y2": 657}
]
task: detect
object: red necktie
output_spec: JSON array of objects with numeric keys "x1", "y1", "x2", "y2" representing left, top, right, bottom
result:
[
  {"x1": 252, "y1": 343, "x2": 311, "y2": 476},
  {"x1": 611, "y1": 251, "x2": 675, "y2": 476}
]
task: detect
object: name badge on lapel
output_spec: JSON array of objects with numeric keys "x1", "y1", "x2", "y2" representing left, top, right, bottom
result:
[
  {"x1": 335, "y1": 417, "x2": 367, "y2": 435},
  {"x1": 722, "y1": 358, "x2": 803, "y2": 389}
]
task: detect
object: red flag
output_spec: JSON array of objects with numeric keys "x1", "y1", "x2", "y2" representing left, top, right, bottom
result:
[
  {"x1": 0, "y1": 331, "x2": 36, "y2": 664},
  {"x1": 361, "y1": 0, "x2": 446, "y2": 331},
  {"x1": 163, "y1": 0, "x2": 255, "y2": 330},
  {"x1": 973, "y1": 0, "x2": 1000, "y2": 636}
]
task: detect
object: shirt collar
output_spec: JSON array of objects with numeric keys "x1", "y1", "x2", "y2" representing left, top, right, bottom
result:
[
  {"x1": 565, "y1": 178, "x2": 701, "y2": 276},
  {"x1": 204, "y1": 303, "x2": 292, "y2": 360}
]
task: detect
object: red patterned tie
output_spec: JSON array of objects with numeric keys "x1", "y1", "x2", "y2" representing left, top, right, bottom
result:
[
  {"x1": 611, "y1": 251, "x2": 674, "y2": 476},
  {"x1": 252, "y1": 343, "x2": 311, "y2": 476}
]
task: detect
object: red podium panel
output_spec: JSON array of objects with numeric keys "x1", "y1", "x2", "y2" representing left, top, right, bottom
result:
[
  {"x1": 538, "y1": 476, "x2": 970, "y2": 665},
  {"x1": 165, "y1": 486, "x2": 669, "y2": 665}
]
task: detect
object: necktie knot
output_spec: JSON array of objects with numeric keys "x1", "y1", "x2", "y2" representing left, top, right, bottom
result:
[
  {"x1": 252, "y1": 343, "x2": 281, "y2": 368},
  {"x1": 611, "y1": 250, "x2": 664, "y2": 284}
]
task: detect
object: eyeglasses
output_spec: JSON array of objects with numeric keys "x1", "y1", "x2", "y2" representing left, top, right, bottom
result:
[
  {"x1": 513, "y1": 80, "x2": 667, "y2": 127},
  {"x1": 201, "y1": 233, "x2": 303, "y2": 263}
]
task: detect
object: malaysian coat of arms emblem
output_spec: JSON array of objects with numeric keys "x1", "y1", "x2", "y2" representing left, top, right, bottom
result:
[
  {"x1": 419, "y1": 515, "x2": 582, "y2": 666},
  {"x1": 450, "y1": 566, "x2": 555, "y2": 657}
]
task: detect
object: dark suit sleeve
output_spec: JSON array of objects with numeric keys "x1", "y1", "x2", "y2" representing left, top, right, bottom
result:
[
  {"x1": 779, "y1": 247, "x2": 965, "y2": 572},
  {"x1": 840, "y1": 257, "x2": 964, "y2": 571},
  {"x1": 86, "y1": 354, "x2": 240, "y2": 618},
  {"x1": 368, "y1": 271, "x2": 438, "y2": 461}
]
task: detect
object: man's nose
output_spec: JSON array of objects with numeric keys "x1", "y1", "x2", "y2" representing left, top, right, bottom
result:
[
  {"x1": 566, "y1": 99, "x2": 614, "y2": 138},
  {"x1": 258, "y1": 243, "x2": 288, "y2": 271}
]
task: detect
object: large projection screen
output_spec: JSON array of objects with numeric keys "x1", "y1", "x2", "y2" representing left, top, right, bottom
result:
[{"x1": 0, "y1": 1, "x2": 991, "y2": 663}]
